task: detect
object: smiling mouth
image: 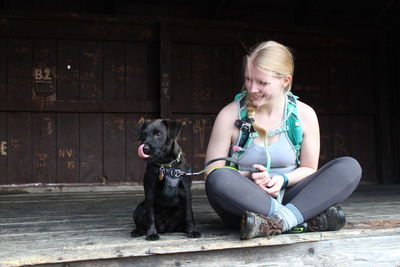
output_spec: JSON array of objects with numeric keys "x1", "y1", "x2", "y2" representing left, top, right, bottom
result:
[{"x1": 251, "y1": 93, "x2": 268, "y2": 101}]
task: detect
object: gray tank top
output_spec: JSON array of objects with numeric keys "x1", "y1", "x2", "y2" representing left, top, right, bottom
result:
[{"x1": 233, "y1": 133, "x2": 298, "y2": 176}]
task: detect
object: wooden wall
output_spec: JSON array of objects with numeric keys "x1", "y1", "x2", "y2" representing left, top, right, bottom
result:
[
  {"x1": 0, "y1": 15, "x2": 160, "y2": 184},
  {"x1": 0, "y1": 14, "x2": 382, "y2": 185}
]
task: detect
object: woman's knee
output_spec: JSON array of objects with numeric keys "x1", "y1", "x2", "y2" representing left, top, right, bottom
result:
[
  {"x1": 205, "y1": 168, "x2": 237, "y2": 194},
  {"x1": 333, "y1": 156, "x2": 362, "y2": 186}
]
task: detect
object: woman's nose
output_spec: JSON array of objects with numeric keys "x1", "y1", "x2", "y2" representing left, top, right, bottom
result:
[{"x1": 248, "y1": 81, "x2": 258, "y2": 93}]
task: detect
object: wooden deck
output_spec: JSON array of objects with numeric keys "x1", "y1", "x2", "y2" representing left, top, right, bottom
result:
[{"x1": 1, "y1": 183, "x2": 400, "y2": 267}]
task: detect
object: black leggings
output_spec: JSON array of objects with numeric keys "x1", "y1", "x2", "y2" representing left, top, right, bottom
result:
[{"x1": 205, "y1": 157, "x2": 362, "y2": 229}]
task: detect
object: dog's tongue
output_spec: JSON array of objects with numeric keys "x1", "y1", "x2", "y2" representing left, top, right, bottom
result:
[{"x1": 138, "y1": 144, "x2": 151, "y2": 159}]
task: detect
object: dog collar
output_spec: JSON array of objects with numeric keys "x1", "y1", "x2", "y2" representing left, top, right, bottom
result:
[{"x1": 155, "y1": 152, "x2": 182, "y2": 168}]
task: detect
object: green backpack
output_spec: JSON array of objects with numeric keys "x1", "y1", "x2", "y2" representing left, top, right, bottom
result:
[{"x1": 232, "y1": 91, "x2": 303, "y2": 168}]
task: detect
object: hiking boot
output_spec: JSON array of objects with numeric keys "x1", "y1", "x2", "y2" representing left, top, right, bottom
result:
[
  {"x1": 306, "y1": 204, "x2": 346, "y2": 232},
  {"x1": 240, "y1": 211, "x2": 284, "y2": 240}
]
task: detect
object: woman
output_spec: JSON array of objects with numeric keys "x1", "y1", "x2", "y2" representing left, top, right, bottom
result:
[{"x1": 204, "y1": 40, "x2": 361, "y2": 239}]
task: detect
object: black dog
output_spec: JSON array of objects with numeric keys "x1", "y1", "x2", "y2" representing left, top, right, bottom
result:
[{"x1": 131, "y1": 119, "x2": 201, "y2": 241}]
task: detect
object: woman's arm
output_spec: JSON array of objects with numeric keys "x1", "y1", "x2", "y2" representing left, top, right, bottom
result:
[
  {"x1": 204, "y1": 102, "x2": 238, "y2": 177},
  {"x1": 290, "y1": 100, "x2": 320, "y2": 182},
  {"x1": 264, "y1": 100, "x2": 320, "y2": 197}
]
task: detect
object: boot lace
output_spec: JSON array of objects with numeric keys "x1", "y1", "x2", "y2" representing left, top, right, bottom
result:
[
  {"x1": 306, "y1": 216, "x2": 321, "y2": 232},
  {"x1": 258, "y1": 214, "x2": 283, "y2": 238}
]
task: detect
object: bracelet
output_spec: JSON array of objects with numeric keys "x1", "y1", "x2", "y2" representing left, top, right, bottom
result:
[{"x1": 278, "y1": 174, "x2": 289, "y2": 189}]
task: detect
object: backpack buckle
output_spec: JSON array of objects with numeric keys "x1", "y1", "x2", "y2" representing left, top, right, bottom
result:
[
  {"x1": 235, "y1": 118, "x2": 255, "y2": 132},
  {"x1": 240, "y1": 121, "x2": 252, "y2": 133}
]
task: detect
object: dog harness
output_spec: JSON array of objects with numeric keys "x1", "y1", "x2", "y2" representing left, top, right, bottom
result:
[
  {"x1": 155, "y1": 152, "x2": 186, "y2": 198},
  {"x1": 158, "y1": 166, "x2": 183, "y2": 197}
]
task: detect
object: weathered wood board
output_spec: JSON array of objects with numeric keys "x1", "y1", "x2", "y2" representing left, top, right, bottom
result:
[{"x1": 0, "y1": 184, "x2": 399, "y2": 266}]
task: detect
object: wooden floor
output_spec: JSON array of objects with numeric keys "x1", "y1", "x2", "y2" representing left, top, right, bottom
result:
[{"x1": 1, "y1": 184, "x2": 400, "y2": 267}]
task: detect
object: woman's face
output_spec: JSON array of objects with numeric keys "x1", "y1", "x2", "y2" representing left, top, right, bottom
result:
[{"x1": 244, "y1": 63, "x2": 291, "y2": 107}]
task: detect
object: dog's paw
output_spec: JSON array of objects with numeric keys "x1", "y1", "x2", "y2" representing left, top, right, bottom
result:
[
  {"x1": 189, "y1": 230, "x2": 201, "y2": 238},
  {"x1": 146, "y1": 233, "x2": 160, "y2": 241},
  {"x1": 131, "y1": 229, "x2": 145, "y2": 237}
]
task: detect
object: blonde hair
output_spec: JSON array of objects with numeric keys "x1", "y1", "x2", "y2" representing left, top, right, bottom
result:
[
  {"x1": 245, "y1": 40, "x2": 294, "y2": 92},
  {"x1": 244, "y1": 41, "x2": 295, "y2": 138}
]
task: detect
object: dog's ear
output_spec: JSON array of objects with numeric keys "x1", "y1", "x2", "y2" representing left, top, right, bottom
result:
[
  {"x1": 163, "y1": 120, "x2": 182, "y2": 140},
  {"x1": 137, "y1": 118, "x2": 151, "y2": 140}
]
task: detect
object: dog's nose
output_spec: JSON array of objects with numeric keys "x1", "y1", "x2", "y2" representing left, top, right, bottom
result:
[{"x1": 143, "y1": 144, "x2": 151, "y2": 154}]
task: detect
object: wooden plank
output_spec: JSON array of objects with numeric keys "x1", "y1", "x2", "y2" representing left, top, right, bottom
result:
[
  {"x1": 0, "y1": 185, "x2": 399, "y2": 267},
  {"x1": 80, "y1": 41, "x2": 103, "y2": 101},
  {"x1": 125, "y1": 114, "x2": 153, "y2": 184},
  {"x1": 232, "y1": 46, "x2": 245, "y2": 94},
  {"x1": 376, "y1": 33, "x2": 393, "y2": 184},
  {"x1": 350, "y1": 115, "x2": 376, "y2": 183},
  {"x1": 171, "y1": 44, "x2": 236, "y2": 113},
  {"x1": 146, "y1": 43, "x2": 160, "y2": 107},
  {"x1": 7, "y1": 113, "x2": 31, "y2": 184},
  {"x1": 172, "y1": 25, "x2": 242, "y2": 46},
  {"x1": 0, "y1": 216, "x2": 398, "y2": 266},
  {"x1": 191, "y1": 45, "x2": 213, "y2": 110},
  {"x1": 172, "y1": 44, "x2": 235, "y2": 114},
  {"x1": 212, "y1": 46, "x2": 234, "y2": 103},
  {"x1": 3, "y1": 0, "x2": 33, "y2": 9},
  {"x1": 318, "y1": 115, "x2": 333, "y2": 167},
  {"x1": 79, "y1": 113, "x2": 102, "y2": 183},
  {"x1": 57, "y1": 113, "x2": 79, "y2": 183},
  {"x1": 171, "y1": 46, "x2": 235, "y2": 113},
  {"x1": 103, "y1": 41, "x2": 126, "y2": 101},
  {"x1": 329, "y1": 47, "x2": 374, "y2": 114},
  {"x1": 171, "y1": 44, "x2": 192, "y2": 112},
  {"x1": 329, "y1": 48, "x2": 354, "y2": 114},
  {"x1": 1, "y1": 229, "x2": 399, "y2": 267},
  {"x1": 57, "y1": 40, "x2": 80, "y2": 100},
  {"x1": 0, "y1": 39, "x2": 7, "y2": 102},
  {"x1": 0, "y1": 112, "x2": 7, "y2": 184},
  {"x1": 292, "y1": 48, "x2": 330, "y2": 113},
  {"x1": 191, "y1": 115, "x2": 214, "y2": 181},
  {"x1": 32, "y1": 39, "x2": 56, "y2": 101},
  {"x1": 126, "y1": 43, "x2": 147, "y2": 102},
  {"x1": 347, "y1": 48, "x2": 374, "y2": 110},
  {"x1": 79, "y1": 235, "x2": 400, "y2": 267},
  {"x1": 32, "y1": 113, "x2": 56, "y2": 183},
  {"x1": 0, "y1": 99, "x2": 158, "y2": 113},
  {"x1": 171, "y1": 116, "x2": 193, "y2": 173},
  {"x1": 160, "y1": 22, "x2": 172, "y2": 118},
  {"x1": 7, "y1": 39, "x2": 32, "y2": 101},
  {"x1": 331, "y1": 116, "x2": 350, "y2": 159},
  {"x1": 0, "y1": 16, "x2": 158, "y2": 42},
  {"x1": 103, "y1": 113, "x2": 126, "y2": 183},
  {"x1": 126, "y1": 42, "x2": 160, "y2": 110}
]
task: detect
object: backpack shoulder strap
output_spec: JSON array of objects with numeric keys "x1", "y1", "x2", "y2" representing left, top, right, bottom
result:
[
  {"x1": 232, "y1": 92, "x2": 255, "y2": 151},
  {"x1": 285, "y1": 92, "x2": 303, "y2": 163},
  {"x1": 233, "y1": 92, "x2": 303, "y2": 164},
  {"x1": 235, "y1": 92, "x2": 248, "y2": 120}
]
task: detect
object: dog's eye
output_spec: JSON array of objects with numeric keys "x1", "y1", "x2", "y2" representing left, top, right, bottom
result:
[{"x1": 153, "y1": 130, "x2": 162, "y2": 137}]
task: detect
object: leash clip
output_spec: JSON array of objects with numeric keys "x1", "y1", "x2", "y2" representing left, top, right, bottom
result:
[{"x1": 170, "y1": 169, "x2": 185, "y2": 178}]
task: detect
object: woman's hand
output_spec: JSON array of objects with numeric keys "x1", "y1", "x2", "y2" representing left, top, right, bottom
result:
[
  {"x1": 264, "y1": 175, "x2": 284, "y2": 198},
  {"x1": 251, "y1": 164, "x2": 284, "y2": 198},
  {"x1": 250, "y1": 164, "x2": 270, "y2": 189}
]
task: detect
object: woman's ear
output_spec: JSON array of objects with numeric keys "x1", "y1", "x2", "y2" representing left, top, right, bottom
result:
[{"x1": 282, "y1": 75, "x2": 292, "y2": 90}]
